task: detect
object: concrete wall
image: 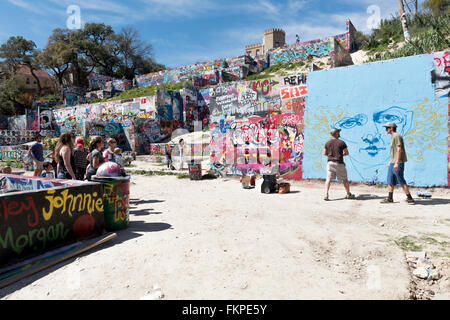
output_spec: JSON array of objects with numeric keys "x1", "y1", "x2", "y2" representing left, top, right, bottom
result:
[
  {"x1": 0, "y1": 175, "x2": 104, "y2": 266},
  {"x1": 303, "y1": 53, "x2": 449, "y2": 187},
  {"x1": 207, "y1": 52, "x2": 449, "y2": 187},
  {"x1": 268, "y1": 37, "x2": 335, "y2": 67}
]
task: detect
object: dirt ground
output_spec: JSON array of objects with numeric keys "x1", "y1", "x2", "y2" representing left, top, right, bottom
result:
[{"x1": 1, "y1": 164, "x2": 450, "y2": 300}]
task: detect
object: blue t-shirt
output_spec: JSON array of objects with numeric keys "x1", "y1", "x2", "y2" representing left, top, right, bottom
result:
[
  {"x1": 30, "y1": 143, "x2": 44, "y2": 162},
  {"x1": 41, "y1": 171, "x2": 55, "y2": 179}
]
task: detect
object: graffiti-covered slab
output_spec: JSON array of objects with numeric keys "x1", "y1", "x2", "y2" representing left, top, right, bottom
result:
[{"x1": 0, "y1": 175, "x2": 104, "y2": 266}]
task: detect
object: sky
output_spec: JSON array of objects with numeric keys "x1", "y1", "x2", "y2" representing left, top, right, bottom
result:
[{"x1": 0, "y1": 0, "x2": 427, "y2": 69}]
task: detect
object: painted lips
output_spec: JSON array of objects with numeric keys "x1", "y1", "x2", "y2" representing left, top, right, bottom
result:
[{"x1": 360, "y1": 145, "x2": 386, "y2": 156}]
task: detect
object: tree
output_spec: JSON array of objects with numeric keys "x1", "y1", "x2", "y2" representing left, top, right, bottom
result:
[
  {"x1": 0, "y1": 36, "x2": 43, "y2": 94},
  {"x1": 71, "y1": 23, "x2": 119, "y2": 77},
  {"x1": 39, "y1": 28, "x2": 75, "y2": 87},
  {"x1": 423, "y1": 0, "x2": 450, "y2": 15},
  {"x1": 0, "y1": 78, "x2": 26, "y2": 115},
  {"x1": 114, "y1": 26, "x2": 165, "y2": 79}
]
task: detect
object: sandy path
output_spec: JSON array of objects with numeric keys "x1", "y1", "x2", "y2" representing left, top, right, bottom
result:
[{"x1": 1, "y1": 174, "x2": 450, "y2": 300}]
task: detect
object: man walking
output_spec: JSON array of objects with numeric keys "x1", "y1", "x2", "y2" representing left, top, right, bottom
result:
[
  {"x1": 324, "y1": 128, "x2": 355, "y2": 201},
  {"x1": 380, "y1": 122, "x2": 415, "y2": 204},
  {"x1": 28, "y1": 132, "x2": 45, "y2": 177}
]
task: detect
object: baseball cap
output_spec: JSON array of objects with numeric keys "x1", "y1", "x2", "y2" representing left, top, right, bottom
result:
[
  {"x1": 330, "y1": 128, "x2": 341, "y2": 136},
  {"x1": 76, "y1": 138, "x2": 84, "y2": 146},
  {"x1": 382, "y1": 122, "x2": 397, "y2": 128}
]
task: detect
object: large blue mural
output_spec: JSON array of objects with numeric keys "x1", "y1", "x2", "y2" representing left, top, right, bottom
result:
[{"x1": 303, "y1": 54, "x2": 448, "y2": 186}]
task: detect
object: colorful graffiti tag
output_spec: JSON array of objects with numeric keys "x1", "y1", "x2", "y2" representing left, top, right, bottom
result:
[{"x1": 0, "y1": 177, "x2": 104, "y2": 266}]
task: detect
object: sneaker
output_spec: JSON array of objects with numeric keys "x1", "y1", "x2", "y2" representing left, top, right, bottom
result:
[
  {"x1": 406, "y1": 198, "x2": 415, "y2": 204},
  {"x1": 380, "y1": 198, "x2": 393, "y2": 204}
]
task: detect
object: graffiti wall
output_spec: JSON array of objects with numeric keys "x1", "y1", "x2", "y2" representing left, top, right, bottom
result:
[
  {"x1": 303, "y1": 54, "x2": 449, "y2": 187},
  {"x1": 135, "y1": 55, "x2": 251, "y2": 88},
  {"x1": 0, "y1": 175, "x2": 104, "y2": 266},
  {"x1": 0, "y1": 130, "x2": 36, "y2": 147},
  {"x1": 7, "y1": 115, "x2": 26, "y2": 131},
  {"x1": 208, "y1": 73, "x2": 307, "y2": 178},
  {"x1": 62, "y1": 86, "x2": 86, "y2": 107},
  {"x1": 209, "y1": 113, "x2": 304, "y2": 179},
  {"x1": 269, "y1": 37, "x2": 335, "y2": 67},
  {"x1": 25, "y1": 107, "x2": 39, "y2": 131},
  {"x1": 134, "y1": 118, "x2": 163, "y2": 154},
  {"x1": 433, "y1": 50, "x2": 450, "y2": 98},
  {"x1": 88, "y1": 73, "x2": 114, "y2": 91}
]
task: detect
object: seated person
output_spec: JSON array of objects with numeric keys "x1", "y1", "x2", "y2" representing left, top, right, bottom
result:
[{"x1": 40, "y1": 162, "x2": 55, "y2": 179}]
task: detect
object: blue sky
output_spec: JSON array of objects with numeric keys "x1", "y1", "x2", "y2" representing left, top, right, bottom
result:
[{"x1": 0, "y1": 0, "x2": 426, "y2": 69}]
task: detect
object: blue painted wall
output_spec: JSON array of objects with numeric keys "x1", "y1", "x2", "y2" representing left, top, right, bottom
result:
[{"x1": 303, "y1": 54, "x2": 448, "y2": 186}]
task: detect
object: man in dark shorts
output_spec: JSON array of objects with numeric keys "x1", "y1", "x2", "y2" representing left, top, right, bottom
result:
[
  {"x1": 323, "y1": 128, "x2": 355, "y2": 201},
  {"x1": 28, "y1": 132, "x2": 45, "y2": 177},
  {"x1": 380, "y1": 122, "x2": 414, "y2": 204}
]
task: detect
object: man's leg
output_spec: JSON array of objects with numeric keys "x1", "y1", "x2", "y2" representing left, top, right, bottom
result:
[
  {"x1": 343, "y1": 179, "x2": 351, "y2": 195},
  {"x1": 381, "y1": 164, "x2": 395, "y2": 203},
  {"x1": 325, "y1": 179, "x2": 331, "y2": 200},
  {"x1": 397, "y1": 164, "x2": 414, "y2": 203},
  {"x1": 324, "y1": 162, "x2": 333, "y2": 200}
]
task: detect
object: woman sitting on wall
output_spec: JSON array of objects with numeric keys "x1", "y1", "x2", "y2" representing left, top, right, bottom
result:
[
  {"x1": 86, "y1": 136, "x2": 105, "y2": 181},
  {"x1": 55, "y1": 132, "x2": 76, "y2": 180}
]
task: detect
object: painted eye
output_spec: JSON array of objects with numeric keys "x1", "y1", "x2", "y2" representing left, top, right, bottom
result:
[
  {"x1": 381, "y1": 114, "x2": 400, "y2": 123},
  {"x1": 336, "y1": 114, "x2": 367, "y2": 129}
]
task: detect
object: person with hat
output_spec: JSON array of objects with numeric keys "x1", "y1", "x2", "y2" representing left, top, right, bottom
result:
[
  {"x1": 323, "y1": 128, "x2": 356, "y2": 201},
  {"x1": 73, "y1": 137, "x2": 89, "y2": 180},
  {"x1": 380, "y1": 122, "x2": 414, "y2": 204},
  {"x1": 28, "y1": 132, "x2": 45, "y2": 177}
]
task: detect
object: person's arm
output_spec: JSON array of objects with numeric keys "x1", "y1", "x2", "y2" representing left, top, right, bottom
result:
[
  {"x1": 394, "y1": 146, "x2": 402, "y2": 170},
  {"x1": 28, "y1": 147, "x2": 37, "y2": 162},
  {"x1": 92, "y1": 155, "x2": 100, "y2": 169},
  {"x1": 323, "y1": 147, "x2": 327, "y2": 156},
  {"x1": 343, "y1": 148, "x2": 349, "y2": 156},
  {"x1": 62, "y1": 148, "x2": 76, "y2": 179}
]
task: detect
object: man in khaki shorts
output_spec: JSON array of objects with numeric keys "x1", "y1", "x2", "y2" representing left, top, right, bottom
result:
[{"x1": 323, "y1": 128, "x2": 355, "y2": 201}]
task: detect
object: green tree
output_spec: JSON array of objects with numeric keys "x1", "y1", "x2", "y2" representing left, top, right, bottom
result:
[
  {"x1": 71, "y1": 23, "x2": 119, "y2": 77},
  {"x1": 0, "y1": 36, "x2": 43, "y2": 94},
  {"x1": 0, "y1": 78, "x2": 26, "y2": 115},
  {"x1": 423, "y1": 0, "x2": 450, "y2": 15},
  {"x1": 39, "y1": 28, "x2": 75, "y2": 87}
]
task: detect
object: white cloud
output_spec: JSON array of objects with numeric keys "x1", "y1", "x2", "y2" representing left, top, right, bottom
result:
[{"x1": 8, "y1": 0, "x2": 45, "y2": 14}]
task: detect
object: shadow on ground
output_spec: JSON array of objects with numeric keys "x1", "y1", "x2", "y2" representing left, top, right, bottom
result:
[
  {"x1": 413, "y1": 198, "x2": 450, "y2": 206},
  {"x1": 0, "y1": 220, "x2": 172, "y2": 298},
  {"x1": 129, "y1": 199, "x2": 165, "y2": 205}
]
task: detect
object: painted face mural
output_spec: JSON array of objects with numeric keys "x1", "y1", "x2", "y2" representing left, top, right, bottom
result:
[
  {"x1": 334, "y1": 106, "x2": 413, "y2": 169},
  {"x1": 304, "y1": 98, "x2": 447, "y2": 185}
]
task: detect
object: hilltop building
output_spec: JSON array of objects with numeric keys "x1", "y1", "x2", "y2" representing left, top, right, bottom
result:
[{"x1": 245, "y1": 28, "x2": 286, "y2": 57}]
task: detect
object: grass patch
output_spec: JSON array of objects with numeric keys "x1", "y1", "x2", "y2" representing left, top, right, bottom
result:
[
  {"x1": 128, "y1": 169, "x2": 191, "y2": 180},
  {"x1": 2, "y1": 160, "x2": 23, "y2": 169},
  {"x1": 124, "y1": 163, "x2": 136, "y2": 168},
  {"x1": 395, "y1": 236, "x2": 423, "y2": 251},
  {"x1": 420, "y1": 236, "x2": 439, "y2": 245},
  {"x1": 128, "y1": 169, "x2": 177, "y2": 176}
]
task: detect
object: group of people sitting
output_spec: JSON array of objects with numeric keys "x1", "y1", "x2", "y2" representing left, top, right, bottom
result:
[{"x1": 28, "y1": 132, "x2": 125, "y2": 181}]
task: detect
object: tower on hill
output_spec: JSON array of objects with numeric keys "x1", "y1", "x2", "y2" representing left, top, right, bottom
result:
[{"x1": 245, "y1": 28, "x2": 286, "y2": 57}]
